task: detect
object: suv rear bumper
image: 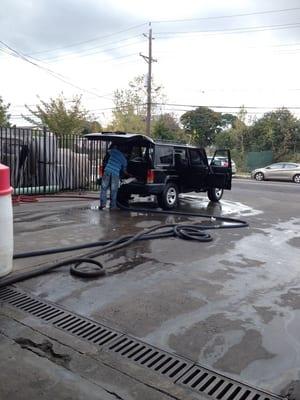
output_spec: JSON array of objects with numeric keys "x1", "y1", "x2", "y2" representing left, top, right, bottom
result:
[{"x1": 120, "y1": 182, "x2": 165, "y2": 196}]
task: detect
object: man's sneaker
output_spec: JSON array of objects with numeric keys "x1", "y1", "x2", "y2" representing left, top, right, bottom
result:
[{"x1": 98, "y1": 205, "x2": 105, "y2": 210}]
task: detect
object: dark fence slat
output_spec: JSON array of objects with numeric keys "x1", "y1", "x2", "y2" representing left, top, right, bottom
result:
[{"x1": 0, "y1": 127, "x2": 101, "y2": 195}]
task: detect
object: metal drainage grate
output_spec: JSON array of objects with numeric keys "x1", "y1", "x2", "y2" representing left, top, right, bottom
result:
[
  {"x1": 0, "y1": 286, "x2": 121, "y2": 347},
  {"x1": 176, "y1": 366, "x2": 279, "y2": 400},
  {"x1": 0, "y1": 286, "x2": 283, "y2": 400},
  {"x1": 105, "y1": 335, "x2": 192, "y2": 381}
]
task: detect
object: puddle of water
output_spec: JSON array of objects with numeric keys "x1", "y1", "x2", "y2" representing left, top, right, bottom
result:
[{"x1": 180, "y1": 194, "x2": 263, "y2": 217}]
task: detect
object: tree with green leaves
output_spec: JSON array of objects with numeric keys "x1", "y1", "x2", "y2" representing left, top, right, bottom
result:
[
  {"x1": 247, "y1": 108, "x2": 300, "y2": 160},
  {"x1": 0, "y1": 96, "x2": 11, "y2": 127},
  {"x1": 109, "y1": 75, "x2": 166, "y2": 134},
  {"x1": 215, "y1": 107, "x2": 248, "y2": 170},
  {"x1": 180, "y1": 106, "x2": 235, "y2": 147},
  {"x1": 23, "y1": 94, "x2": 91, "y2": 136},
  {"x1": 82, "y1": 120, "x2": 102, "y2": 135},
  {"x1": 152, "y1": 113, "x2": 182, "y2": 141}
]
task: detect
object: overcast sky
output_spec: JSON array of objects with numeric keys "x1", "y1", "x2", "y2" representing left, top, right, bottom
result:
[{"x1": 1, "y1": 0, "x2": 300, "y2": 126}]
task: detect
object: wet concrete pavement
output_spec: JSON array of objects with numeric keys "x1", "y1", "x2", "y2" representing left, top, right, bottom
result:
[{"x1": 3, "y1": 179, "x2": 300, "y2": 398}]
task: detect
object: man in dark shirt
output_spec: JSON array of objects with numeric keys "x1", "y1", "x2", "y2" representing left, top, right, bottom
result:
[{"x1": 99, "y1": 145, "x2": 130, "y2": 210}]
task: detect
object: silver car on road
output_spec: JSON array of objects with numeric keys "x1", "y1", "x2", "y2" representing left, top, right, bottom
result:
[{"x1": 251, "y1": 162, "x2": 300, "y2": 183}]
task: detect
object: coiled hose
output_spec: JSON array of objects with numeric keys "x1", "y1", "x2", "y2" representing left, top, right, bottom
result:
[{"x1": 0, "y1": 202, "x2": 248, "y2": 288}]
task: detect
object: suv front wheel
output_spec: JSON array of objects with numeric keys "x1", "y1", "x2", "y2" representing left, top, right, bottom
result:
[
  {"x1": 158, "y1": 183, "x2": 179, "y2": 210},
  {"x1": 207, "y1": 188, "x2": 223, "y2": 202}
]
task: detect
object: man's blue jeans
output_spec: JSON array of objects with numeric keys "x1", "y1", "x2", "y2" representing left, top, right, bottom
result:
[{"x1": 100, "y1": 172, "x2": 120, "y2": 208}]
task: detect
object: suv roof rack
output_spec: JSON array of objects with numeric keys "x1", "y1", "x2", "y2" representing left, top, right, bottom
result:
[
  {"x1": 100, "y1": 131, "x2": 128, "y2": 135},
  {"x1": 154, "y1": 138, "x2": 188, "y2": 145}
]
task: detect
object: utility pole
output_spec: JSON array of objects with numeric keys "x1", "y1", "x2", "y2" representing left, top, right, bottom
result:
[{"x1": 140, "y1": 22, "x2": 157, "y2": 136}]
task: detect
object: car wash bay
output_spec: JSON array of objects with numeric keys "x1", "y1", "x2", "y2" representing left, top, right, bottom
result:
[{"x1": 1, "y1": 179, "x2": 300, "y2": 400}]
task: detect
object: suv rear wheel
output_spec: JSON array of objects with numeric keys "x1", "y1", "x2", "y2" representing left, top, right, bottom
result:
[
  {"x1": 157, "y1": 183, "x2": 179, "y2": 210},
  {"x1": 207, "y1": 188, "x2": 223, "y2": 202}
]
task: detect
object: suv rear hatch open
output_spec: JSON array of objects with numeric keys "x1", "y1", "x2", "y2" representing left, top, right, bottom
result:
[{"x1": 85, "y1": 132, "x2": 154, "y2": 183}]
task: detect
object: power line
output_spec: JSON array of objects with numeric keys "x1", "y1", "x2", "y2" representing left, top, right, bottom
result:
[
  {"x1": 10, "y1": 94, "x2": 115, "y2": 110},
  {"x1": 11, "y1": 102, "x2": 300, "y2": 116},
  {"x1": 0, "y1": 40, "x2": 116, "y2": 100},
  {"x1": 154, "y1": 39, "x2": 300, "y2": 54},
  {"x1": 93, "y1": 52, "x2": 139, "y2": 63},
  {"x1": 1, "y1": 38, "x2": 140, "y2": 68},
  {"x1": 155, "y1": 22, "x2": 300, "y2": 37},
  {"x1": 10, "y1": 103, "x2": 144, "y2": 118},
  {"x1": 19, "y1": 8, "x2": 300, "y2": 59},
  {"x1": 44, "y1": 51, "x2": 140, "y2": 65},
  {"x1": 0, "y1": 41, "x2": 142, "y2": 67},
  {"x1": 40, "y1": 37, "x2": 146, "y2": 62},
  {"x1": 151, "y1": 7, "x2": 300, "y2": 24},
  {"x1": 0, "y1": 43, "x2": 75, "y2": 83},
  {"x1": 173, "y1": 87, "x2": 300, "y2": 93},
  {"x1": 154, "y1": 102, "x2": 300, "y2": 110},
  {"x1": 36, "y1": 34, "x2": 145, "y2": 61},
  {"x1": 18, "y1": 8, "x2": 300, "y2": 61},
  {"x1": 158, "y1": 108, "x2": 270, "y2": 115},
  {"x1": 18, "y1": 9, "x2": 300, "y2": 62},
  {"x1": 26, "y1": 23, "x2": 147, "y2": 56},
  {"x1": 10, "y1": 106, "x2": 297, "y2": 121}
]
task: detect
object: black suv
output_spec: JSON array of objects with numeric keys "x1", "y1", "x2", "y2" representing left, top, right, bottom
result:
[{"x1": 85, "y1": 132, "x2": 232, "y2": 210}]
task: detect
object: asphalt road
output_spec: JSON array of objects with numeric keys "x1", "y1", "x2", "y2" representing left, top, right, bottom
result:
[
  {"x1": 233, "y1": 177, "x2": 300, "y2": 195},
  {"x1": 229, "y1": 178, "x2": 300, "y2": 217},
  {"x1": 2, "y1": 179, "x2": 300, "y2": 399}
]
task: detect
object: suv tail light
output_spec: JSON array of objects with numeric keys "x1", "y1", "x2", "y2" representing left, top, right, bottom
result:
[
  {"x1": 99, "y1": 165, "x2": 104, "y2": 177},
  {"x1": 147, "y1": 169, "x2": 155, "y2": 184}
]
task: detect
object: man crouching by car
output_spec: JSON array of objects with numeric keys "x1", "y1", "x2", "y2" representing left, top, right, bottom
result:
[{"x1": 99, "y1": 144, "x2": 131, "y2": 210}]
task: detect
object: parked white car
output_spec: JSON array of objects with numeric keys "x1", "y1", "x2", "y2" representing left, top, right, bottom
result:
[{"x1": 207, "y1": 156, "x2": 237, "y2": 174}]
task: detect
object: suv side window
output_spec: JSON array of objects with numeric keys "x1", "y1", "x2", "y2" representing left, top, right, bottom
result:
[
  {"x1": 189, "y1": 149, "x2": 205, "y2": 166},
  {"x1": 129, "y1": 146, "x2": 148, "y2": 160},
  {"x1": 155, "y1": 145, "x2": 174, "y2": 166},
  {"x1": 174, "y1": 148, "x2": 187, "y2": 160}
]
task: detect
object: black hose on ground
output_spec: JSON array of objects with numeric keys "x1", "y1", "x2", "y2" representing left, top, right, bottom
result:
[{"x1": 0, "y1": 202, "x2": 249, "y2": 288}]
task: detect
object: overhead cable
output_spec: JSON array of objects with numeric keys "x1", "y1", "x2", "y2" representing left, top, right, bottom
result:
[
  {"x1": 27, "y1": 23, "x2": 147, "y2": 56},
  {"x1": 0, "y1": 40, "x2": 115, "y2": 101},
  {"x1": 151, "y1": 6, "x2": 300, "y2": 24},
  {"x1": 155, "y1": 22, "x2": 300, "y2": 37}
]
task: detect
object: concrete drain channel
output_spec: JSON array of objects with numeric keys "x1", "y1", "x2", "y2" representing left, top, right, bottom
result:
[{"x1": 0, "y1": 286, "x2": 283, "y2": 400}]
